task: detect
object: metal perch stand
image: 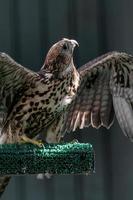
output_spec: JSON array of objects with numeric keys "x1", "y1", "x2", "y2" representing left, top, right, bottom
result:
[{"x1": 0, "y1": 143, "x2": 95, "y2": 175}]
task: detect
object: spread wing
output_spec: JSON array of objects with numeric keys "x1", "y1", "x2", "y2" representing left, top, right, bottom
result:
[
  {"x1": 0, "y1": 52, "x2": 38, "y2": 128},
  {"x1": 63, "y1": 51, "x2": 133, "y2": 140}
]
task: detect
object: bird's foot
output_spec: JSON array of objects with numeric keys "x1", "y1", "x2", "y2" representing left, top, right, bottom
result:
[
  {"x1": 60, "y1": 139, "x2": 78, "y2": 144},
  {"x1": 20, "y1": 135, "x2": 44, "y2": 148},
  {"x1": 70, "y1": 139, "x2": 79, "y2": 144}
]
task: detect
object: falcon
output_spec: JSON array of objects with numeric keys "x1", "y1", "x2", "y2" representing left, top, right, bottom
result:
[{"x1": 0, "y1": 38, "x2": 133, "y2": 197}]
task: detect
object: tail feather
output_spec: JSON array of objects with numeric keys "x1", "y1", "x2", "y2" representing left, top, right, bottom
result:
[
  {"x1": 113, "y1": 96, "x2": 133, "y2": 140},
  {"x1": 0, "y1": 176, "x2": 11, "y2": 198}
]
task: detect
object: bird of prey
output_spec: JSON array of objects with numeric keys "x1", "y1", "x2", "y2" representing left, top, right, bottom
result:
[{"x1": 0, "y1": 38, "x2": 133, "y2": 197}]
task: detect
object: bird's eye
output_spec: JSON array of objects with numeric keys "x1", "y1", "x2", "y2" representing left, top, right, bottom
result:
[{"x1": 62, "y1": 43, "x2": 68, "y2": 50}]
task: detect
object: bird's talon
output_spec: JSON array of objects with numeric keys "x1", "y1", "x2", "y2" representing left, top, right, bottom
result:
[
  {"x1": 70, "y1": 139, "x2": 79, "y2": 144},
  {"x1": 20, "y1": 135, "x2": 45, "y2": 148},
  {"x1": 34, "y1": 140, "x2": 45, "y2": 148}
]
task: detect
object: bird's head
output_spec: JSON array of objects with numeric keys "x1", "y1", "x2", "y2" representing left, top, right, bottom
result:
[{"x1": 41, "y1": 38, "x2": 79, "y2": 78}]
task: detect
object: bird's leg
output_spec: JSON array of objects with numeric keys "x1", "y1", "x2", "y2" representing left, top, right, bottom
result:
[
  {"x1": 37, "y1": 117, "x2": 64, "y2": 180},
  {"x1": 45, "y1": 116, "x2": 64, "y2": 144},
  {"x1": 20, "y1": 134, "x2": 44, "y2": 148},
  {"x1": 46, "y1": 116, "x2": 78, "y2": 144}
]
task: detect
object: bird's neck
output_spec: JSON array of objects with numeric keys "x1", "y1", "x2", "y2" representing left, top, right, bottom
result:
[
  {"x1": 39, "y1": 59, "x2": 77, "y2": 80},
  {"x1": 60, "y1": 59, "x2": 75, "y2": 77}
]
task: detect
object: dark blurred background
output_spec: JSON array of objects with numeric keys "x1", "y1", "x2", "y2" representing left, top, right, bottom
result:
[{"x1": 1, "y1": 0, "x2": 133, "y2": 199}]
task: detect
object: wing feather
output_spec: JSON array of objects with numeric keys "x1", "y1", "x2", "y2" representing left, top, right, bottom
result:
[
  {"x1": 63, "y1": 51, "x2": 133, "y2": 140},
  {"x1": 0, "y1": 53, "x2": 38, "y2": 129}
]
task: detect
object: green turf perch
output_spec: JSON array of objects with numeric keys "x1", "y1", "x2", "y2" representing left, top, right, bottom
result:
[{"x1": 0, "y1": 143, "x2": 94, "y2": 175}]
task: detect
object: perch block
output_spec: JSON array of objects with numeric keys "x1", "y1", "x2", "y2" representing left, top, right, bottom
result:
[{"x1": 0, "y1": 143, "x2": 95, "y2": 175}]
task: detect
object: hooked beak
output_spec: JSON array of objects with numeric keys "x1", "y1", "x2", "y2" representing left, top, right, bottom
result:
[
  {"x1": 70, "y1": 39, "x2": 79, "y2": 47},
  {"x1": 62, "y1": 38, "x2": 79, "y2": 48}
]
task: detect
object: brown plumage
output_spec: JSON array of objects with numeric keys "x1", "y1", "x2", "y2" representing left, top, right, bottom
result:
[
  {"x1": 0, "y1": 38, "x2": 79, "y2": 197},
  {"x1": 0, "y1": 38, "x2": 133, "y2": 197},
  {"x1": 63, "y1": 51, "x2": 133, "y2": 138}
]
